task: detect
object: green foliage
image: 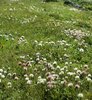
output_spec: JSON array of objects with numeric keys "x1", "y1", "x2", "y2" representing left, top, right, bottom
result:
[
  {"x1": 43, "y1": 0, "x2": 58, "y2": 2},
  {"x1": 0, "y1": 0, "x2": 92, "y2": 100}
]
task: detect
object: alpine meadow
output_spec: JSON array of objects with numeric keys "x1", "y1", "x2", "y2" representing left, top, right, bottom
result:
[{"x1": 0, "y1": 0, "x2": 92, "y2": 100}]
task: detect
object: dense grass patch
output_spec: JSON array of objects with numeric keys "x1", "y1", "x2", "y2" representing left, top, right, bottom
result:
[{"x1": 0, "y1": 0, "x2": 92, "y2": 100}]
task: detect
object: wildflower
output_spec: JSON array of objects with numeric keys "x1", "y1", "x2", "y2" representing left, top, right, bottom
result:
[
  {"x1": 68, "y1": 83, "x2": 73, "y2": 87},
  {"x1": 37, "y1": 76, "x2": 46, "y2": 84},
  {"x1": 61, "y1": 81, "x2": 64, "y2": 85},
  {"x1": 84, "y1": 64, "x2": 88, "y2": 69},
  {"x1": 64, "y1": 66, "x2": 68, "y2": 69},
  {"x1": 7, "y1": 82, "x2": 12, "y2": 88},
  {"x1": 86, "y1": 77, "x2": 92, "y2": 82},
  {"x1": 67, "y1": 72, "x2": 75, "y2": 76},
  {"x1": 65, "y1": 76, "x2": 68, "y2": 79},
  {"x1": 36, "y1": 52, "x2": 40, "y2": 57},
  {"x1": 0, "y1": 73, "x2": 2, "y2": 76},
  {"x1": 79, "y1": 48, "x2": 84, "y2": 52},
  {"x1": 8, "y1": 73, "x2": 12, "y2": 77},
  {"x1": 64, "y1": 54, "x2": 69, "y2": 58},
  {"x1": 1, "y1": 74, "x2": 5, "y2": 78},
  {"x1": 0, "y1": 79, "x2": 1, "y2": 83},
  {"x1": 0, "y1": 69, "x2": 3, "y2": 72},
  {"x1": 19, "y1": 56, "x2": 25, "y2": 59},
  {"x1": 59, "y1": 71, "x2": 64, "y2": 75},
  {"x1": 47, "y1": 81, "x2": 56, "y2": 88},
  {"x1": 27, "y1": 80, "x2": 32, "y2": 85},
  {"x1": 75, "y1": 84, "x2": 80, "y2": 89},
  {"x1": 70, "y1": 62, "x2": 72, "y2": 64},
  {"x1": 76, "y1": 70, "x2": 81, "y2": 75},
  {"x1": 61, "y1": 80, "x2": 67, "y2": 86},
  {"x1": 53, "y1": 61, "x2": 57, "y2": 66},
  {"x1": 29, "y1": 74, "x2": 34, "y2": 78},
  {"x1": 77, "y1": 93, "x2": 84, "y2": 98},
  {"x1": 25, "y1": 77, "x2": 29, "y2": 81},
  {"x1": 88, "y1": 74, "x2": 91, "y2": 77},
  {"x1": 69, "y1": 8, "x2": 78, "y2": 11},
  {"x1": 74, "y1": 68, "x2": 78, "y2": 71},
  {"x1": 47, "y1": 74, "x2": 55, "y2": 81},
  {"x1": 56, "y1": 65, "x2": 60, "y2": 69},
  {"x1": 4, "y1": 70, "x2": 7, "y2": 74},
  {"x1": 23, "y1": 67, "x2": 28, "y2": 70},
  {"x1": 65, "y1": 62, "x2": 68, "y2": 65},
  {"x1": 24, "y1": 74, "x2": 28, "y2": 77},
  {"x1": 34, "y1": 40, "x2": 38, "y2": 44},
  {"x1": 60, "y1": 68, "x2": 64, "y2": 71},
  {"x1": 14, "y1": 76, "x2": 19, "y2": 80},
  {"x1": 75, "y1": 76, "x2": 80, "y2": 80}
]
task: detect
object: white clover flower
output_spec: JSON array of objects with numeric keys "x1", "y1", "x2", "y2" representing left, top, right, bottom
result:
[
  {"x1": 64, "y1": 48, "x2": 67, "y2": 51},
  {"x1": 68, "y1": 83, "x2": 73, "y2": 87},
  {"x1": 69, "y1": 8, "x2": 78, "y2": 11},
  {"x1": 64, "y1": 54, "x2": 69, "y2": 57},
  {"x1": 47, "y1": 81, "x2": 54, "y2": 88},
  {"x1": 27, "y1": 80, "x2": 32, "y2": 85},
  {"x1": 67, "y1": 72, "x2": 75, "y2": 76},
  {"x1": 11, "y1": 38, "x2": 14, "y2": 40},
  {"x1": 53, "y1": 74, "x2": 59, "y2": 79},
  {"x1": 29, "y1": 74, "x2": 34, "y2": 78},
  {"x1": 0, "y1": 73, "x2": 2, "y2": 76},
  {"x1": 36, "y1": 57, "x2": 40, "y2": 61},
  {"x1": 84, "y1": 64, "x2": 88, "y2": 69},
  {"x1": 76, "y1": 70, "x2": 81, "y2": 75},
  {"x1": 53, "y1": 61, "x2": 57, "y2": 65},
  {"x1": 60, "y1": 68, "x2": 64, "y2": 71},
  {"x1": 8, "y1": 73, "x2": 12, "y2": 76},
  {"x1": 25, "y1": 77, "x2": 29, "y2": 81},
  {"x1": 65, "y1": 62, "x2": 68, "y2": 65},
  {"x1": 19, "y1": 56, "x2": 25, "y2": 59},
  {"x1": 0, "y1": 69, "x2": 3, "y2": 72},
  {"x1": 38, "y1": 76, "x2": 41, "y2": 79},
  {"x1": 61, "y1": 80, "x2": 67, "y2": 85},
  {"x1": 1, "y1": 74, "x2": 5, "y2": 78},
  {"x1": 38, "y1": 43, "x2": 42, "y2": 46},
  {"x1": 4, "y1": 70, "x2": 7, "y2": 74},
  {"x1": 0, "y1": 79, "x2": 1, "y2": 83},
  {"x1": 59, "y1": 71, "x2": 64, "y2": 75},
  {"x1": 88, "y1": 74, "x2": 91, "y2": 77},
  {"x1": 34, "y1": 40, "x2": 38, "y2": 44},
  {"x1": 61, "y1": 81, "x2": 64, "y2": 85},
  {"x1": 86, "y1": 77, "x2": 92, "y2": 82},
  {"x1": 59, "y1": 58, "x2": 62, "y2": 60},
  {"x1": 65, "y1": 76, "x2": 68, "y2": 79},
  {"x1": 24, "y1": 74, "x2": 28, "y2": 77},
  {"x1": 77, "y1": 93, "x2": 84, "y2": 98},
  {"x1": 8, "y1": 67, "x2": 11, "y2": 70},
  {"x1": 79, "y1": 48, "x2": 84, "y2": 52},
  {"x1": 7, "y1": 82, "x2": 12, "y2": 88},
  {"x1": 64, "y1": 66, "x2": 68, "y2": 69},
  {"x1": 74, "y1": 68, "x2": 78, "y2": 71},
  {"x1": 75, "y1": 84, "x2": 80, "y2": 89},
  {"x1": 36, "y1": 52, "x2": 40, "y2": 56},
  {"x1": 42, "y1": 58, "x2": 47, "y2": 61},
  {"x1": 14, "y1": 76, "x2": 19, "y2": 80},
  {"x1": 56, "y1": 66, "x2": 60, "y2": 69},
  {"x1": 23, "y1": 67, "x2": 27, "y2": 70},
  {"x1": 75, "y1": 76, "x2": 80, "y2": 80},
  {"x1": 9, "y1": 8, "x2": 13, "y2": 11},
  {"x1": 37, "y1": 78, "x2": 46, "y2": 84},
  {"x1": 70, "y1": 62, "x2": 72, "y2": 64}
]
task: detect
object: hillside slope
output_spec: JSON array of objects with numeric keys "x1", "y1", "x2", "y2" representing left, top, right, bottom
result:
[{"x1": 0, "y1": 0, "x2": 92, "y2": 100}]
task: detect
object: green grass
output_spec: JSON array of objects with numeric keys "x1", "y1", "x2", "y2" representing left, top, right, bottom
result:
[{"x1": 0, "y1": 0, "x2": 92, "y2": 100}]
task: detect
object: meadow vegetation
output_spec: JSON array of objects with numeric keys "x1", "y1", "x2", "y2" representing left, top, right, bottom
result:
[{"x1": 0, "y1": 0, "x2": 92, "y2": 100}]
